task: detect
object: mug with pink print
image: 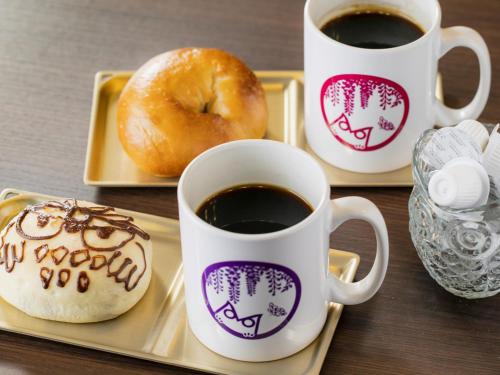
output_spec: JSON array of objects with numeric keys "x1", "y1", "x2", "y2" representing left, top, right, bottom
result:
[{"x1": 304, "y1": 0, "x2": 491, "y2": 173}]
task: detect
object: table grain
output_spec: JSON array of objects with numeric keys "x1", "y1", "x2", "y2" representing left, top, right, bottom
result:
[{"x1": 0, "y1": 0, "x2": 499, "y2": 374}]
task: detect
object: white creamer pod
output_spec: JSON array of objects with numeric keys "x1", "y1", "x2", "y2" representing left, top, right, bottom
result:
[
  {"x1": 428, "y1": 157, "x2": 490, "y2": 209},
  {"x1": 421, "y1": 127, "x2": 482, "y2": 170},
  {"x1": 483, "y1": 124, "x2": 500, "y2": 197},
  {"x1": 456, "y1": 119, "x2": 489, "y2": 150}
]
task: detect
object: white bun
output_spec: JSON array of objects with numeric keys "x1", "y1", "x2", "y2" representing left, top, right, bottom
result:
[{"x1": 0, "y1": 199, "x2": 152, "y2": 323}]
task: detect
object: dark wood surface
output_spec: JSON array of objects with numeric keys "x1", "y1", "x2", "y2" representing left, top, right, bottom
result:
[{"x1": 0, "y1": 0, "x2": 499, "y2": 373}]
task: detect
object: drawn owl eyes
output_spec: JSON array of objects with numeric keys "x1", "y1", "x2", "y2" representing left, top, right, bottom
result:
[
  {"x1": 354, "y1": 130, "x2": 368, "y2": 140},
  {"x1": 81, "y1": 225, "x2": 133, "y2": 251},
  {"x1": 17, "y1": 210, "x2": 64, "y2": 240},
  {"x1": 241, "y1": 317, "x2": 257, "y2": 328},
  {"x1": 338, "y1": 119, "x2": 350, "y2": 131},
  {"x1": 222, "y1": 304, "x2": 258, "y2": 328},
  {"x1": 223, "y1": 308, "x2": 236, "y2": 319},
  {"x1": 17, "y1": 202, "x2": 96, "y2": 240},
  {"x1": 333, "y1": 114, "x2": 368, "y2": 140}
]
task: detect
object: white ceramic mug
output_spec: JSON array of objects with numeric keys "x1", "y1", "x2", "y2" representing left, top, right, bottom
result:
[
  {"x1": 178, "y1": 140, "x2": 389, "y2": 361},
  {"x1": 304, "y1": 0, "x2": 491, "y2": 173}
]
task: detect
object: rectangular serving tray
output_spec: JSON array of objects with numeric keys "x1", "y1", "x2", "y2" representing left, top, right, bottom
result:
[
  {"x1": 0, "y1": 188, "x2": 359, "y2": 375},
  {"x1": 84, "y1": 70, "x2": 443, "y2": 187}
]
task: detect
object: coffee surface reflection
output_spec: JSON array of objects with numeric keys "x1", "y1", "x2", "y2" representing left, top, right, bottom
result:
[
  {"x1": 321, "y1": 8, "x2": 424, "y2": 49},
  {"x1": 196, "y1": 184, "x2": 313, "y2": 234}
]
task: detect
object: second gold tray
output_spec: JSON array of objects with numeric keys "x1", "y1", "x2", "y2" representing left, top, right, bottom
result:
[
  {"x1": 85, "y1": 71, "x2": 444, "y2": 187},
  {"x1": 0, "y1": 188, "x2": 359, "y2": 375}
]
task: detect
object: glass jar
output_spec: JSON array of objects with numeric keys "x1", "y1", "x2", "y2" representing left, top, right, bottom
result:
[{"x1": 409, "y1": 129, "x2": 500, "y2": 299}]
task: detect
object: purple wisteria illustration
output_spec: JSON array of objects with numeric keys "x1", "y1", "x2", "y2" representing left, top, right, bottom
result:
[
  {"x1": 202, "y1": 261, "x2": 301, "y2": 340},
  {"x1": 206, "y1": 263, "x2": 297, "y2": 303}
]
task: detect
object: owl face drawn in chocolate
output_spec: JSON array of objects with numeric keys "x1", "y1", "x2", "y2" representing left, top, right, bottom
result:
[{"x1": 0, "y1": 199, "x2": 150, "y2": 293}]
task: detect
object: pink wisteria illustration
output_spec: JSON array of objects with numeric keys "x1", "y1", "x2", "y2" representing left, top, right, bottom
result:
[{"x1": 321, "y1": 74, "x2": 409, "y2": 151}]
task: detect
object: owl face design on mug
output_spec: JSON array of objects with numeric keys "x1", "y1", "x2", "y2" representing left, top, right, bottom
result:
[
  {"x1": 202, "y1": 261, "x2": 301, "y2": 340},
  {"x1": 214, "y1": 301, "x2": 263, "y2": 338},
  {"x1": 320, "y1": 74, "x2": 410, "y2": 151}
]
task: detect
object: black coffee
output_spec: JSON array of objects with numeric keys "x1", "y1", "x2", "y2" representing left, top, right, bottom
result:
[
  {"x1": 320, "y1": 8, "x2": 424, "y2": 49},
  {"x1": 196, "y1": 184, "x2": 313, "y2": 234}
]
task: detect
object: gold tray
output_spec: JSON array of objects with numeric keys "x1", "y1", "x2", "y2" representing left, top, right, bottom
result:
[
  {"x1": 0, "y1": 188, "x2": 360, "y2": 375},
  {"x1": 84, "y1": 70, "x2": 443, "y2": 187}
]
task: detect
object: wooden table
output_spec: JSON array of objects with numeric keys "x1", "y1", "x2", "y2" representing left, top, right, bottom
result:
[{"x1": 0, "y1": 0, "x2": 499, "y2": 373}]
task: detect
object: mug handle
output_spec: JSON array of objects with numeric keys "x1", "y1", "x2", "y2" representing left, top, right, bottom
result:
[
  {"x1": 434, "y1": 26, "x2": 491, "y2": 126},
  {"x1": 327, "y1": 197, "x2": 389, "y2": 305}
]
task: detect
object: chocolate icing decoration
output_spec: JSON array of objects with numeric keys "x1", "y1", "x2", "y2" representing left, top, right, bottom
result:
[
  {"x1": 1, "y1": 243, "x2": 25, "y2": 273},
  {"x1": 57, "y1": 269, "x2": 71, "y2": 287},
  {"x1": 3, "y1": 199, "x2": 150, "y2": 293},
  {"x1": 77, "y1": 271, "x2": 90, "y2": 293},
  {"x1": 90, "y1": 255, "x2": 107, "y2": 270},
  {"x1": 37, "y1": 214, "x2": 50, "y2": 228},
  {"x1": 34, "y1": 244, "x2": 49, "y2": 263},
  {"x1": 0, "y1": 224, "x2": 26, "y2": 273},
  {"x1": 40, "y1": 267, "x2": 54, "y2": 289},
  {"x1": 108, "y1": 253, "x2": 132, "y2": 279},
  {"x1": 106, "y1": 242, "x2": 146, "y2": 291},
  {"x1": 16, "y1": 204, "x2": 64, "y2": 240},
  {"x1": 64, "y1": 221, "x2": 86, "y2": 233},
  {"x1": 70, "y1": 249, "x2": 90, "y2": 267},
  {"x1": 96, "y1": 226, "x2": 115, "y2": 239},
  {"x1": 51, "y1": 246, "x2": 69, "y2": 265},
  {"x1": 15, "y1": 199, "x2": 149, "y2": 250}
]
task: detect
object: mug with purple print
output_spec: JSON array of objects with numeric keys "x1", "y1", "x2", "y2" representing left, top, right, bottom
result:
[
  {"x1": 178, "y1": 140, "x2": 389, "y2": 361},
  {"x1": 304, "y1": 0, "x2": 491, "y2": 173}
]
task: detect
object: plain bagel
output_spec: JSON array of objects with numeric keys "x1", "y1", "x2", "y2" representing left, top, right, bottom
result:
[{"x1": 117, "y1": 48, "x2": 268, "y2": 177}]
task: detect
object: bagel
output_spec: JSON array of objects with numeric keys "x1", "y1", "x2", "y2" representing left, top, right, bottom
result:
[
  {"x1": 0, "y1": 199, "x2": 152, "y2": 323},
  {"x1": 117, "y1": 48, "x2": 268, "y2": 177}
]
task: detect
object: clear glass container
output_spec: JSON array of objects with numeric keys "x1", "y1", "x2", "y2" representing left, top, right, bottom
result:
[{"x1": 409, "y1": 129, "x2": 500, "y2": 299}]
